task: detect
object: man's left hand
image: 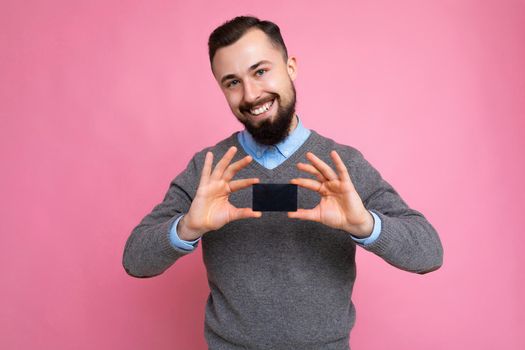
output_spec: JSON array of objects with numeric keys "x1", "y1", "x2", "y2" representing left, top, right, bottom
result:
[{"x1": 288, "y1": 150, "x2": 374, "y2": 238}]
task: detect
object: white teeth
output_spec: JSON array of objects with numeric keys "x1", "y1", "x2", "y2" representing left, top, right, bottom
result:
[{"x1": 250, "y1": 99, "x2": 273, "y2": 115}]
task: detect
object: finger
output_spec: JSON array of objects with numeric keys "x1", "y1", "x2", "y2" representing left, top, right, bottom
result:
[
  {"x1": 223, "y1": 155, "x2": 253, "y2": 182},
  {"x1": 229, "y1": 178, "x2": 260, "y2": 192},
  {"x1": 199, "y1": 151, "x2": 213, "y2": 186},
  {"x1": 296, "y1": 162, "x2": 326, "y2": 182},
  {"x1": 230, "y1": 207, "x2": 262, "y2": 221},
  {"x1": 211, "y1": 146, "x2": 237, "y2": 180},
  {"x1": 330, "y1": 150, "x2": 351, "y2": 182},
  {"x1": 306, "y1": 152, "x2": 338, "y2": 180},
  {"x1": 290, "y1": 178, "x2": 322, "y2": 192},
  {"x1": 287, "y1": 208, "x2": 320, "y2": 222}
]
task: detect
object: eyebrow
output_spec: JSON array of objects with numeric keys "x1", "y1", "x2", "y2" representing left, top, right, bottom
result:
[{"x1": 220, "y1": 60, "x2": 272, "y2": 85}]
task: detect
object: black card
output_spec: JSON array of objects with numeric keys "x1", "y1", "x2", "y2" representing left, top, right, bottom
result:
[{"x1": 252, "y1": 183, "x2": 297, "y2": 212}]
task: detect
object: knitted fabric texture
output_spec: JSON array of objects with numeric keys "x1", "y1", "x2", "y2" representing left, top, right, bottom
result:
[{"x1": 123, "y1": 130, "x2": 443, "y2": 349}]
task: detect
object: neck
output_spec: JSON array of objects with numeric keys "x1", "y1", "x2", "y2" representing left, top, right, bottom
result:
[{"x1": 288, "y1": 113, "x2": 299, "y2": 134}]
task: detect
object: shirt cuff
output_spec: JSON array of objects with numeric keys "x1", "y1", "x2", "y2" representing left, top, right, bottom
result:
[
  {"x1": 351, "y1": 210, "x2": 382, "y2": 246},
  {"x1": 169, "y1": 214, "x2": 201, "y2": 251}
]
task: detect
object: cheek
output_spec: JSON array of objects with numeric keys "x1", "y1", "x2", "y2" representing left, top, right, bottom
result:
[
  {"x1": 265, "y1": 73, "x2": 290, "y2": 94},
  {"x1": 223, "y1": 91, "x2": 240, "y2": 107},
  {"x1": 263, "y1": 75, "x2": 281, "y2": 90}
]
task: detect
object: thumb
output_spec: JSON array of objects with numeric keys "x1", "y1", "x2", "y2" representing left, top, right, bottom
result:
[{"x1": 230, "y1": 207, "x2": 262, "y2": 222}]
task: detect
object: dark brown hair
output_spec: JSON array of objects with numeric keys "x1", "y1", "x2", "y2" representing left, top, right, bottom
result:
[{"x1": 208, "y1": 16, "x2": 288, "y2": 67}]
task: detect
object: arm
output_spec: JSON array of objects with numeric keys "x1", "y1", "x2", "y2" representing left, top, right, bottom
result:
[
  {"x1": 122, "y1": 156, "x2": 199, "y2": 278},
  {"x1": 289, "y1": 149, "x2": 443, "y2": 275},
  {"x1": 122, "y1": 146, "x2": 261, "y2": 278},
  {"x1": 353, "y1": 150, "x2": 443, "y2": 274}
]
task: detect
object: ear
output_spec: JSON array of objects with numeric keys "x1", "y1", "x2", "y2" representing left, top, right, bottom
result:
[{"x1": 287, "y1": 56, "x2": 297, "y2": 81}]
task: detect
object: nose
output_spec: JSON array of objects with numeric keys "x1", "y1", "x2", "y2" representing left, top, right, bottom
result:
[{"x1": 242, "y1": 79, "x2": 261, "y2": 105}]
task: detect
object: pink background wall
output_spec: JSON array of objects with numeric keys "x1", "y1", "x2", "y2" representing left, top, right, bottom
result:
[{"x1": 1, "y1": 0, "x2": 524, "y2": 349}]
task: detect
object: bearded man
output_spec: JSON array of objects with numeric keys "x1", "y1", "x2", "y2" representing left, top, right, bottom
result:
[{"x1": 123, "y1": 16, "x2": 443, "y2": 350}]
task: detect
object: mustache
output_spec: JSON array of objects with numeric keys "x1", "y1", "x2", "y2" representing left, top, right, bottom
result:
[{"x1": 240, "y1": 95, "x2": 278, "y2": 112}]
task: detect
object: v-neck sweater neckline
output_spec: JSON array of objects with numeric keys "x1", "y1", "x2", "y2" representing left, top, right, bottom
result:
[{"x1": 230, "y1": 129, "x2": 320, "y2": 179}]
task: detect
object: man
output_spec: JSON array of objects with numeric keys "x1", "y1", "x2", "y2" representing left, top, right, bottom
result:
[{"x1": 123, "y1": 16, "x2": 443, "y2": 349}]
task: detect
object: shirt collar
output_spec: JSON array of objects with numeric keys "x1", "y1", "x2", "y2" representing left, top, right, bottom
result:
[{"x1": 239, "y1": 115, "x2": 310, "y2": 159}]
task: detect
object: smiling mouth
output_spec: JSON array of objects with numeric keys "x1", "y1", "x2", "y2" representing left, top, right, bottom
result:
[{"x1": 247, "y1": 98, "x2": 275, "y2": 117}]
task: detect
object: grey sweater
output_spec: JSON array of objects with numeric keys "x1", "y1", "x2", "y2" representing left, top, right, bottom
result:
[{"x1": 122, "y1": 130, "x2": 443, "y2": 349}]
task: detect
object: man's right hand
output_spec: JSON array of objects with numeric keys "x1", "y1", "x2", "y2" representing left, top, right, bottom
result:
[{"x1": 177, "y1": 146, "x2": 261, "y2": 241}]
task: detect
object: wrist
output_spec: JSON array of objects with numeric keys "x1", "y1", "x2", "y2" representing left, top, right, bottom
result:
[
  {"x1": 178, "y1": 215, "x2": 204, "y2": 241},
  {"x1": 345, "y1": 211, "x2": 374, "y2": 238}
]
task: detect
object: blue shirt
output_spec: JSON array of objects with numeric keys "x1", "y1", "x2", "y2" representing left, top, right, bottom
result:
[{"x1": 169, "y1": 116, "x2": 381, "y2": 250}]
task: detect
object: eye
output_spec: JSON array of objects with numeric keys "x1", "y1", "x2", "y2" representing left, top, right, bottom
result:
[
  {"x1": 255, "y1": 68, "x2": 266, "y2": 76},
  {"x1": 226, "y1": 79, "x2": 240, "y2": 88}
]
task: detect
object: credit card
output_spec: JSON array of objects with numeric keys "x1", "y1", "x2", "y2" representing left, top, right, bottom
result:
[{"x1": 252, "y1": 183, "x2": 298, "y2": 212}]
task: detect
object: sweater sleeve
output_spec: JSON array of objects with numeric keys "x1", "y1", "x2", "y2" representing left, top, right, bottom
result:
[
  {"x1": 169, "y1": 214, "x2": 201, "y2": 250},
  {"x1": 350, "y1": 149, "x2": 443, "y2": 274},
  {"x1": 122, "y1": 154, "x2": 201, "y2": 278}
]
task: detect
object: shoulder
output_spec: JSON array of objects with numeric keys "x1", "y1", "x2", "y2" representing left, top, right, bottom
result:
[
  {"x1": 309, "y1": 130, "x2": 384, "y2": 194},
  {"x1": 170, "y1": 132, "x2": 239, "y2": 191},
  {"x1": 189, "y1": 132, "x2": 240, "y2": 169},
  {"x1": 309, "y1": 129, "x2": 366, "y2": 164}
]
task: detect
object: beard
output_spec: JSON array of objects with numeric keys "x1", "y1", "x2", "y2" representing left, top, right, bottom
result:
[{"x1": 237, "y1": 82, "x2": 297, "y2": 146}]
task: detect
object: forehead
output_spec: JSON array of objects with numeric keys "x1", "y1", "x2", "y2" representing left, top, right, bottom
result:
[{"x1": 212, "y1": 29, "x2": 284, "y2": 78}]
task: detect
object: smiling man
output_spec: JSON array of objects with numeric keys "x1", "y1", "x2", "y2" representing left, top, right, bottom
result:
[
  {"x1": 123, "y1": 16, "x2": 443, "y2": 350},
  {"x1": 212, "y1": 27, "x2": 298, "y2": 146}
]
